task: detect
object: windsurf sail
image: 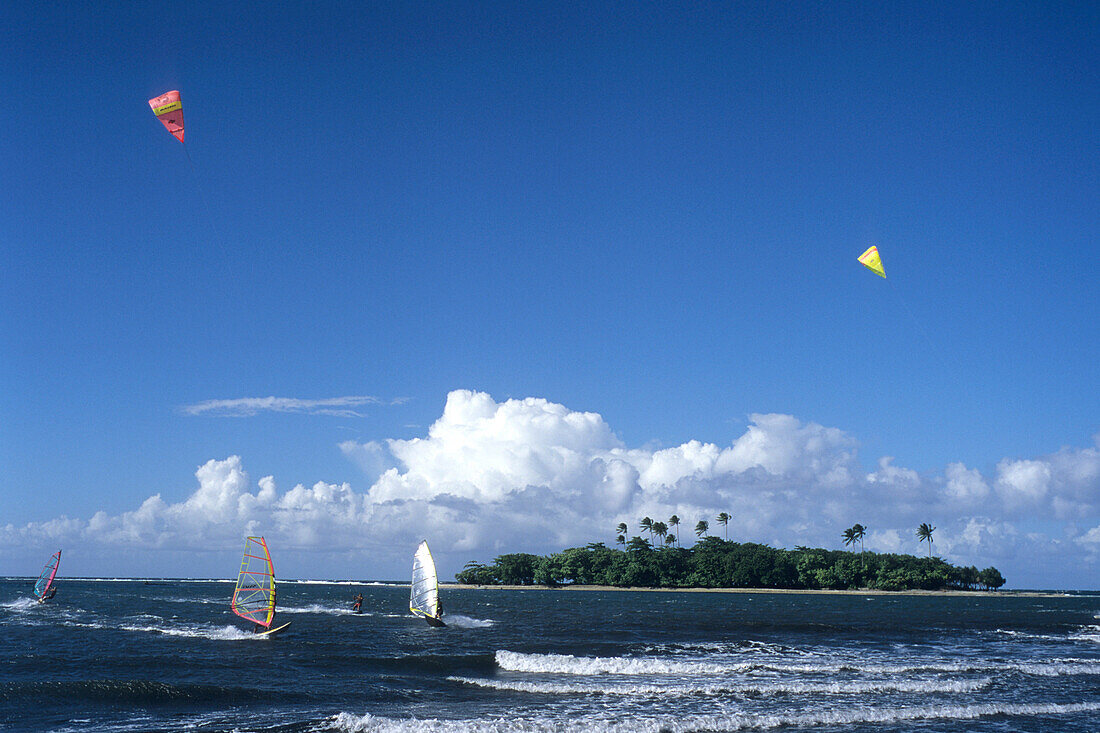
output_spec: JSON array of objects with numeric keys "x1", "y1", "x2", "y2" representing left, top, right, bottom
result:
[
  {"x1": 410, "y1": 540, "x2": 442, "y2": 621},
  {"x1": 231, "y1": 537, "x2": 276, "y2": 628},
  {"x1": 34, "y1": 550, "x2": 61, "y2": 600}
]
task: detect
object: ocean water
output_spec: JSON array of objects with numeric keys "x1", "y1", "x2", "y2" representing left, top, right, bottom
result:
[{"x1": 1, "y1": 579, "x2": 1098, "y2": 732}]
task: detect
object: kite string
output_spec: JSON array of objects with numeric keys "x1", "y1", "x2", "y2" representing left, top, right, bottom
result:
[
  {"x1": 182, "y1": 143, "x2": 224, "y2": 249},
  {"x1": 887, "y1": 278, "x2": 949, "y2": 372}
]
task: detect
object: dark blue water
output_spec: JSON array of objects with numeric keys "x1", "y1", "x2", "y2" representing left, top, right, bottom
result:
[{"x1": 2, "y1": 579, "x2": 1099, "y2": 732}]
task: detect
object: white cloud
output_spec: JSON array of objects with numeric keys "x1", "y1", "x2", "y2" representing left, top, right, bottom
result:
[
  {"x1": 5, "y1": 391, "x2": 1100, "y2": 587},
  {"x1": 1077, "y1": 525, "x2": 1100, "y2": 555},
  {"x1": 182, "y1": 395, "x2": 388, "y2": 417},
  {"x1": 995, "y1": 459, "x2": 1052, "y2": 508},
  {"x1": 943, "y1": 462, "x2": 990, "y2": 503}
]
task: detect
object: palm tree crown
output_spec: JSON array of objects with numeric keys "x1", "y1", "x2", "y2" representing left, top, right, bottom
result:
[
  {"x1": 917, "y1": 523, "x2": 935, "y2": 557},
  {"x1": 717, "y1": 512, "x2": 730, "y2": 539},
  {"x1": 640, "y1": 517, "x2": 653, "y2": 542},
  {"x1": 668, "y1": 515, "x2": 680, "y2": 545},
  {"x1": 695, "y1": 520, "x2": 709, "y2": 538}
]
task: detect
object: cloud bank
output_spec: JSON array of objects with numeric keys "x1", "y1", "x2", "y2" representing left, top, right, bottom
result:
[{"x1": 6, "y1": 391, "x2": 1100, "y2": 587}]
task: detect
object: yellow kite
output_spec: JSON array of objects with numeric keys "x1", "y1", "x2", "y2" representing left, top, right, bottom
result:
[{"x1": 857, "y1": 246, "x2": 886, "y2": 278}]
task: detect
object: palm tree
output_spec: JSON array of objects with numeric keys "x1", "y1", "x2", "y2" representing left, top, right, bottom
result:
[
  {"x1": 917, "y1": 523, "x2": 935, "y2": 557},
  {"x1": 716, "y1": 512, "x2": 730, "y2": 540},
  {"x1": 842, "y1": 527, "x2": 857, "y2": 549},
  {"x1": 652, "y1": 522, "x2": 668, "y2": 548},
  {"x1": 616, "y1": 522, "x2": 628, "y2": 541},
  {"x1": 695, "y1": 520, "x2": 709, "y2": 538},
  {"x1": 616, "y1": 534, "x2": 626, "y2": 548},
  {"x1": 640, "y1": 516, "x2": 653, "y2": 544},
  {"x1": 852, "y1": 523, "x2": 867, "y2": 571},
  {"x1": 668, "y1": 515, "x2": 680, "y2": 546}
]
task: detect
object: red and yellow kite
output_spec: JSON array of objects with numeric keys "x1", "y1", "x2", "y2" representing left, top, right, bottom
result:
[{"x1": 857, "y1": 246, "x2": 886, "y2": 278}]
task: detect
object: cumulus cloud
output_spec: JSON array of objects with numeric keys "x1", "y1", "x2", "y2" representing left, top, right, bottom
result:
[
  {"x1": 181, "y1": 395, "x2": 398, "y2": 417},
  {"x1": 943, "y1": 462, "x2": 991, "y2": 503},
  {"x1": 995, "y1": 458, "x2": 1052, "y2": 509},
  {"x1": 5, "y1": 392, "x2": 1100, "y2": 586}
]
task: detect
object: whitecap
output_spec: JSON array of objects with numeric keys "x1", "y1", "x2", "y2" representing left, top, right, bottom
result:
[
  {"x1": 444, "y1": 615, "x2": 494, "y2": 628},
  {"x1": 324, "y1": 701, "x2": 1100, "y2": 732},
  {"x1": 279, "y1": 603, "x2": 359, "y2": 616},
  {"x1": 447, "y1": 675, "x2": 993, "y2": 697}
]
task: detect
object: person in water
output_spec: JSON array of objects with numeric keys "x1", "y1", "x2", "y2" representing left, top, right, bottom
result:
[
  {"x1": 352, "y1": 593, "x2": 363, "y2": 612},
  {"x1": 44, "y1": 587, "x2": 57, "y2": 600}
]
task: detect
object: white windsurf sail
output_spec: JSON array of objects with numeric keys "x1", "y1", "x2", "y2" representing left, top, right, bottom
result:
[{"x1": 410, "y1": 540, "x2": 441, "y2": 621}]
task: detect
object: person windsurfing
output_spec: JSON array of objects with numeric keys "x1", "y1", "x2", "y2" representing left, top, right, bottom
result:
[{"x1": 352, "y1": 593, "x2": 363, "y2": 613}]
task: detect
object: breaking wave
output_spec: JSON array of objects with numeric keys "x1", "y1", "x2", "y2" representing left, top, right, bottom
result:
[
  {"x1": 326, "y1": 702, "x2": 1100, "y2": 732},
  {"x1": 447, "y1": 675, "x2": 993, "y2": 697},
  {"x1": 493, "y1": 650, "x2": 1100, "y2": 677}
]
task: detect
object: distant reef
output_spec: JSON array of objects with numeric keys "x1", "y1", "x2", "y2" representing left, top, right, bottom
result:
[{"x1": 456, "y1": 537, "x2": 1006, "y2": 592}]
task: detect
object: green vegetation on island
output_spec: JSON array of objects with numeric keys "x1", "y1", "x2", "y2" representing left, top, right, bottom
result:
[{"x1": 456, "y1": 533, "x2": 1006, "y2": 592}]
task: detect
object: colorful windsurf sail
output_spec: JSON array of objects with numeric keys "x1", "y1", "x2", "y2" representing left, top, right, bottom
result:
[
  {"x1": 34, "y1": 550, "x2": 61, "y2": 600},
  {"x1": 410, "y1": 541, "x2": 442, "y2": 622},
  {"x1": 148, "y1": 90, "x2": 185, "y2": 143},
  {"x1": 231, "y1": 537, "x2": 276, "y2": 628},
  {"x1": 857, "y1": 246, "x2": 886, "y2": 278}
]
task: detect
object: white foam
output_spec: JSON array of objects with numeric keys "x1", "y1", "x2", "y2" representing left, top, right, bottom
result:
[
  {"x1": 447, "y1": 675, "x2": 993, "y2": 697},
  {"x1": 1070, "y1": 625, "x2": 1100, "y2": 643},
  {"x1": 325, "y1": 702, "x2": 1100, "y2": 732},
  {"x1": 279, "y1": 603, "x2": 359, "y2": 616},
  {"x1": 60, "y1": 618, "x2": 265, "y2": 640},
  {"x1": 445, "y1": 614, "x2": 494, "y2": 628},
  {"x1": 495, "y1": 650, "x2": 733, "y2": 675},
  {"x1": 115, "y1": 622, "x2": 260, "y2": 640},
  {"x1": 493, "y1": 650, "x2": 1100, "y2": 678},
  {"x1": 0, "y1": 597, "x2": 41, "y2": 611}
]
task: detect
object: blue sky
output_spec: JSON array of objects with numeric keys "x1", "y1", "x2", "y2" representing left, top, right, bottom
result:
[{"x1": 2, "y1": 2, "x2": 1098, "y2": 587}]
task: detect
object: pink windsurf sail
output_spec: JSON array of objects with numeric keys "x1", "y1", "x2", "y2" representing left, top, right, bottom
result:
[{"x1": 34, "y1": 550, "x2": 61, "y2": 600}]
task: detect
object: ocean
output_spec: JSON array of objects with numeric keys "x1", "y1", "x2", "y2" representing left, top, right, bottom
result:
[{"x1": 1, "y1": 579, "x2": 1098, "y2": 732}]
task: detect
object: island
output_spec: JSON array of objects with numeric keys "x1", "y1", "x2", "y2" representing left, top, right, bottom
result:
[{"x1": 455, "y1": 537, "x2": 1006, "y2": 592}]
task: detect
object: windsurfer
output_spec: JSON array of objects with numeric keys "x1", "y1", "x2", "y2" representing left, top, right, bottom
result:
[{"x1": 352, "y1": 593, "x2": 363, "y2": 613}]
